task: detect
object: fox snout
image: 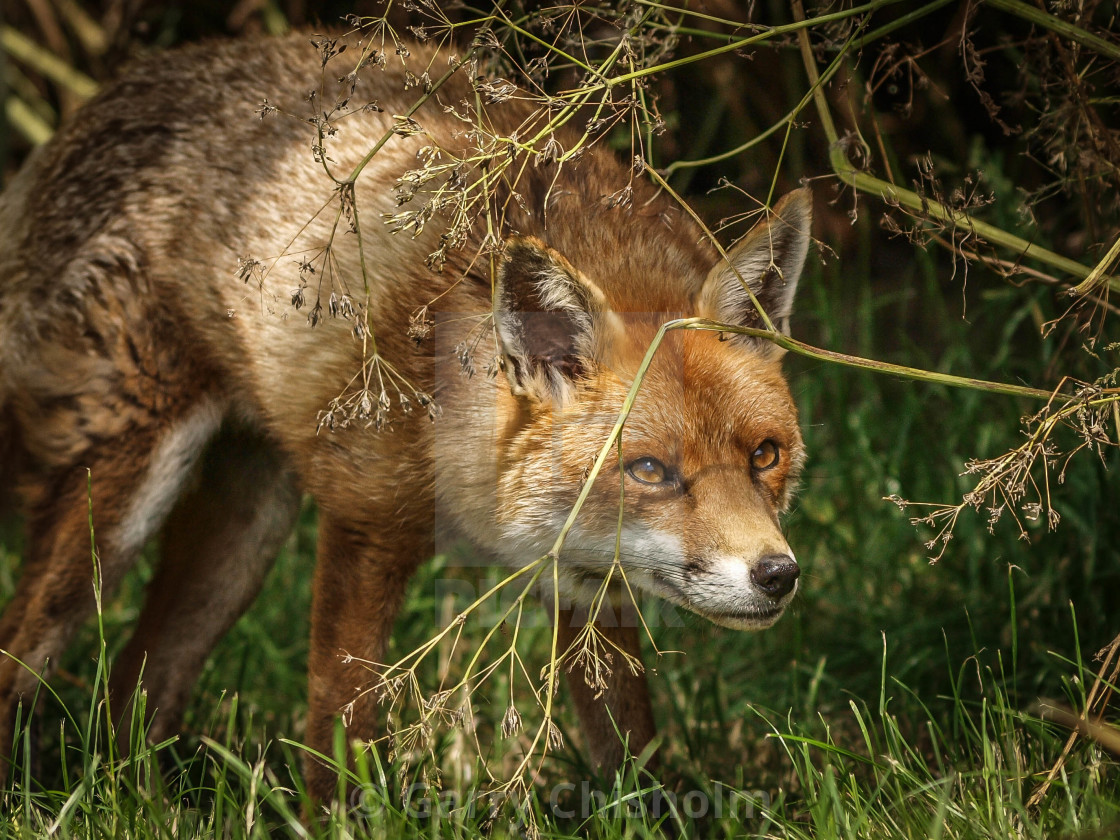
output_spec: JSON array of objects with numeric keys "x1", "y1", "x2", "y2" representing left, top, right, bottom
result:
[
  {"x1": 671, "y1": 546, "x2": 800, "y2": 631},
  {"x1": 750, "y1": 553, "x2": 800, "y2": 600}
]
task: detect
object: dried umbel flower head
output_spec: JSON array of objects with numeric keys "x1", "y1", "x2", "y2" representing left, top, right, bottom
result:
[
  {"x1": 500, "y1": 704, "x2": 522, "y2": 738},
  {"x1": 408, "y1": 306, "x2": 434, "y2": 343}
]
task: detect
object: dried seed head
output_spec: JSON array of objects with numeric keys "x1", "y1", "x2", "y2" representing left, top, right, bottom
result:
[
  {"x1": 423, "y1": 690, "x2": 450, "y2": 712},
  {"x1": 236, "y1": 256, "x2": 265, "y2": 286},
  {"x1": 500, "y1": 704, "x2": 522, "y2": 738},
  {"x1": 455, "y1": 341, "x2": 476, "y2": 378},
  {"x1": 536, "y1": 135, "x2": 563, "y2": 166},
  {"x1": 547, "y1": 721, "x2": 564, "y2": 749},
  {"x1": 408, "y1": 307, "x2": 434, "y2": 343},
  {"x1": 476, "y1": 77, "x2": 518, "y2": 104}
]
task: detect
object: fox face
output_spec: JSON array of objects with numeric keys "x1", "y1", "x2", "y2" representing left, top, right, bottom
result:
[{"x1": 474, "y1": 190, "x2": 811, "y2": 630}]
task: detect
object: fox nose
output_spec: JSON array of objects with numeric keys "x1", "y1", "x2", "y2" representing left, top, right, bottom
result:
[{"x1": 750, "y1": 555, "x2": 800, "y2": 599}]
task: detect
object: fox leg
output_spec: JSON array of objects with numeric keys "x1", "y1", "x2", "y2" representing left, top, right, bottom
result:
[
  {"x1": 109, "y1": 426, "x2": 302, "y2": 749},
  {"x1": 303, "y1": 511, "x2": 430, "y2": 806},
  {"x1": 0, "y1": 398, "x2": 221, "y2": 783},
  {"x1": 0, "y1": 468, "x2": 107, "y2": 783},
  {"x1": 556, "y1": 603, "x2": 657, "y2": 774}
]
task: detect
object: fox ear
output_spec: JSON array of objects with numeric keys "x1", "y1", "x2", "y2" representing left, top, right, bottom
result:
[
  {"x1": 698, "y1": 188, "x2": 812, "y2": 342},
  {"x1": 495, "y1": 236, "x2": 605, "y2": 402}
]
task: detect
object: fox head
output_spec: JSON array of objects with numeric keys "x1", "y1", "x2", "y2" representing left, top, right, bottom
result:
[{"x1": 484, "y1": 189, "x2": 812, "y2": 631}]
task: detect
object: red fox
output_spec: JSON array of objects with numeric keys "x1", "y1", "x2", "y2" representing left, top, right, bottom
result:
[{"x1": 0, "y1": 31, "x2": 811, "y2": 801}]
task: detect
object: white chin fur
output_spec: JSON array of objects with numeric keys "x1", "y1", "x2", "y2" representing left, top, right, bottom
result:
[{"x1": 699, "y1": 608, "x2": 786, "y2": 631}]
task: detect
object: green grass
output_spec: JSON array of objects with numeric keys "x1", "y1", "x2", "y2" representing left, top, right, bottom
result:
[{"x1": 1, "y1": 234, "x2": 1117, "y2": 838}]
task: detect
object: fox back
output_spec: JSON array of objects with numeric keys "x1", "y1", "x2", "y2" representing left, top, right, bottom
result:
[{"x1": 0, "y1": 31, "x2": 812, "y2": 801}]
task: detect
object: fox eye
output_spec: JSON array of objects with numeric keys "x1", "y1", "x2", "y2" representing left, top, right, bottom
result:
[
  {"x1": 751, "y1": 439, "x2": 780, "y2": 471},
  {"x1": 627, "y1": 456, "x2": 670, "y2": 485}
]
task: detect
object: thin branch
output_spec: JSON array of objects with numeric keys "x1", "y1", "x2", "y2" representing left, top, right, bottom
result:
[{"x1": 791, "y1": 2, "x2": 1120, "y2": 294}]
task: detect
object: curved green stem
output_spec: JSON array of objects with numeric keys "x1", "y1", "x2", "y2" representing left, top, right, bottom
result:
[
  {"x1": 985, "y1": 0, "x2": 1120, "y2": 61},
  {"x1": 680, "y1": 319, "x2": 1064, "y2": 400},
  {"x1": 793, "y1": 1, "x2": 1120, "y2": 295},
  {"x1": 607, "y1": 0, "x2": 906, "y2": 87}
]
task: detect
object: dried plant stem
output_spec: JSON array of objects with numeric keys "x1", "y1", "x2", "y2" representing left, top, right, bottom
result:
[
  {"x1": 1072, "y1": 232, "x2": 1120, "y2": 297},
  {"x1": 847, "y1": 0, "x2": 957, "y2": 50},
  {"x1": 607, "y1": 0, "x2": 907, "y2": 87},
  {"x1": 489, "y1": 14, "x2": 591, "y2": 73},
  {"x1": 714, "y1": 322, "x2": 1063, "y2": 400},
  {"x1": 985, "y1": 0, "x2": 1120, "y2": 62},
  {"x1": 663, "y1": 37, "x2": 849, "y2": 175},
  {"x1": 633, "y1": 0, "x2": 766, "y2": 30},
  {"x1": 1028, "y1": 633, "x2": 1120, "y2": 808},
  {"x1": 791, "y1": 2, "x2": 1120, "y2": 296},
  {"x1": 345, "y1": 52, "x2": 473, "y2": 185},
  {"x1": 0, "y1": 24, "x2": 98, "y2": 99},
  {"x1": 643, "y1": 168, "x2": 778, "y2": 333},
  {"x1": 53, "y1": 0, "x2": 109, "y2": 56},
  {"x1": 5, "y1": 95, "x2": 53, "y2": 145},
  {"x1": 646, "y1": 163, "x2": 1069, "y2": 401},
  {"x1": 550, "y1": 316, "x2": 1063, "y2": 609},
  {"x1": 381, "y1": 557, "x2": 549, "y2": 680}
]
